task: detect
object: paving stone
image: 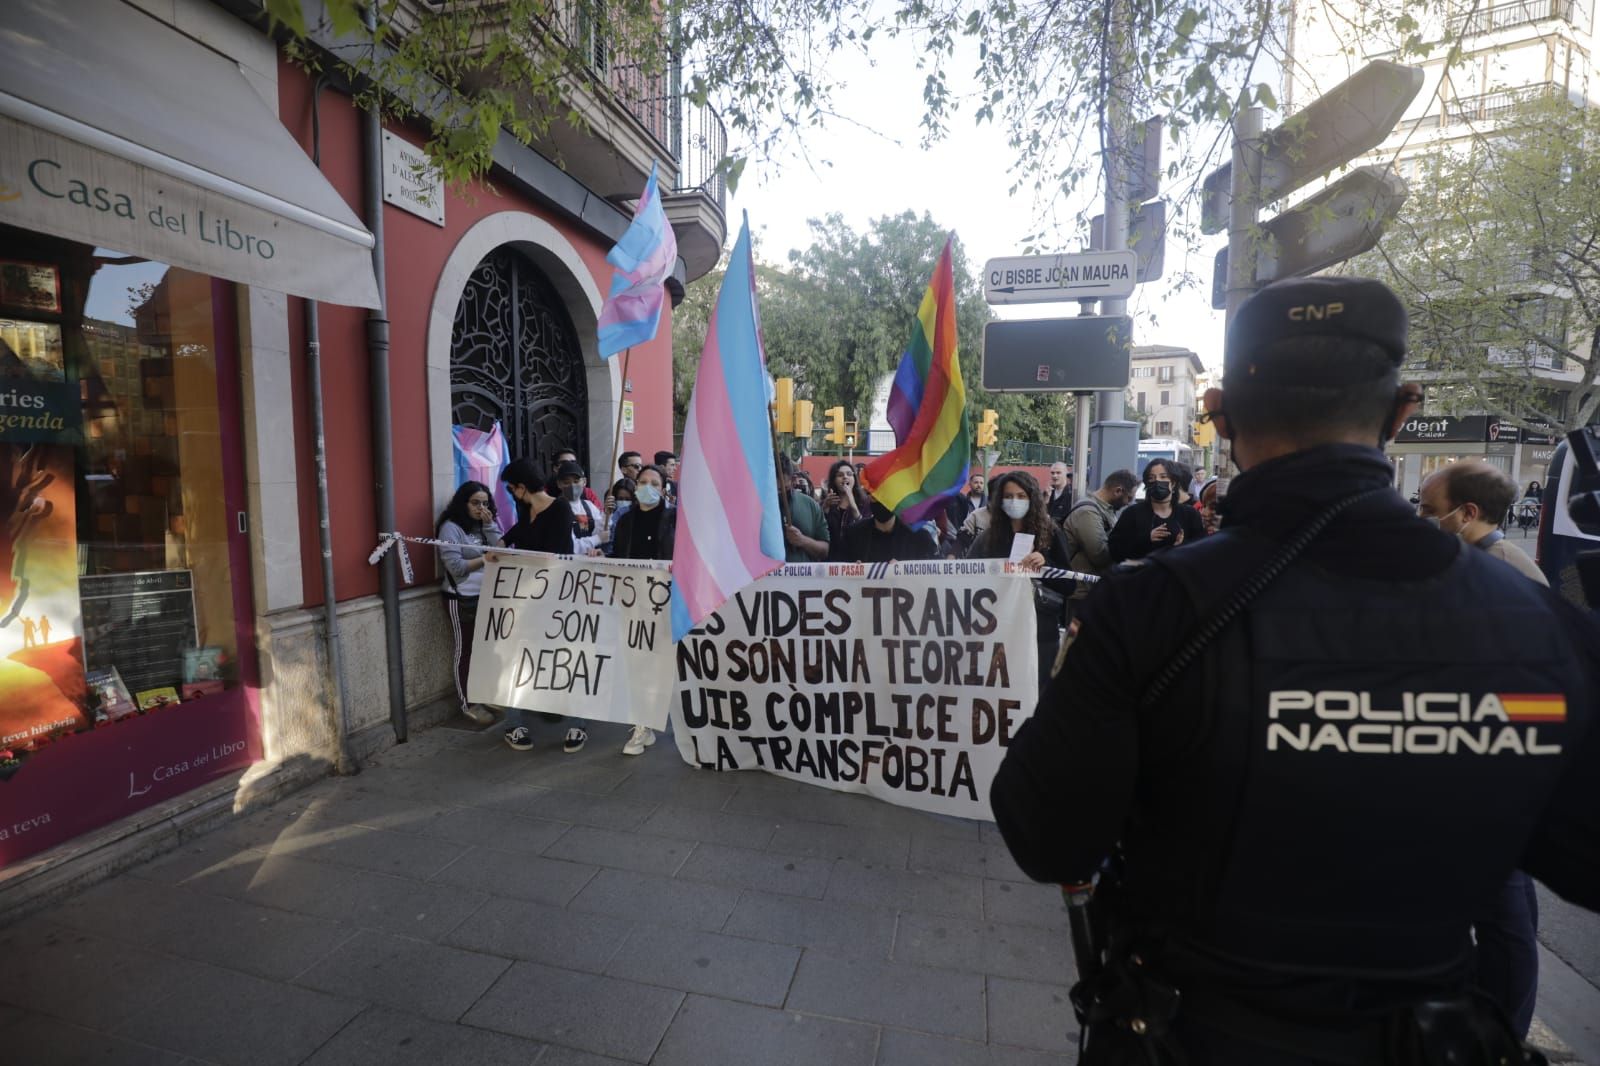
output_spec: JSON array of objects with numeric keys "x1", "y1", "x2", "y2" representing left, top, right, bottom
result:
[
  {"x1": 127, "y1": 832, "x2": 270, "y2": 888},
  {"x1": 826, "y1": 861, "x2": 985, "y2": 919},
  {"x1": 284, "y1": 786, "x2": 454, "y2": 838},
  {"x1": 987, "y1": 977, "x2": 1078, "y2": 1053},
  {"x1": 612, "y1": 771, "x2": 744, "y2": 812},
  {"x1": 113, "y1": 962, "x2": 363, "y2": 1066},
  {"x1": 301, "y1": 1005, "x2": 544, "y2": 1065},
  {"x1": 446, "y1": 896, "x2": 632, "y2": 971},
  {"x1": 277, "y1": 823, "x2": 471, "y2": 881},
  {"x1": 542, "y1": 825, "x2": 695, "y2": 876},
  {"x1": 653, "y1": 995, "x2": 878, "y2": 1066},
  {"x1": 48, "y1": 876, "x2": 350, "y2": 980},
  {"x1": 787, "y1": 953, "x2": 987, "y2": 1040},
  {"x1": 894, "y1": 913, "x2": 1075, "y2": 984},
  {"x1": 636, "y1": 804, "x2": 780, "y2": 849},
  {"x1": 430, "y1": 847, "x2": 599, "y2": 906},
  {"x1": 722, "y1": 890, "x2": 898, "y2": 961},
  {"x1": 568, "y1": 868, "x2": 742, "y2": 931},
  {"x1": 910, "y1": 835, "x2": 1030, "y2": 881},
  {"x1": 0, "y1": 1010, "x2": 189, "y2": 1065},
  {"x1": 502, "y1": 757, "x2": 635, "y2": 796},
  {"x1": 982, "y1": 879, "x2": 1069, "y2": 930},
  {"x1": 462, "y1": 961, "x2": 683, "y2": 1063},
  {"x1": 535, "y1": 1047, "x2": 634, "y2": 1066},
  {"x1": 295, "y1": 929, "x2": 512, "y2": 1022},
  {"x1": 414, "y1": 806, "x2": 571, "y2": 855},
  {"x1": 603, "y1": 924, "x2": 801, "y2": 1006},
  {"x1": 352, "y1": 766, "x2": 534, "y2": 809},
  {"x1": 518, "y1": 790, "x2": 658, "y2": 831},
  {"x1": 0, "y1": 922, "x2": 198, "y2": 1032},
  {"x1": 767, "y1": 821, "x2": 912, "y2": 866},
  {"x1": 876, "y1": 1028, "x2": 1076, "y2": 1065},
  {"x1": 675, "y1": 842, "x2": 833, "y2": 898},
  {"x1": 724, "y1": 784, "x2": 853, "y2": 825}
]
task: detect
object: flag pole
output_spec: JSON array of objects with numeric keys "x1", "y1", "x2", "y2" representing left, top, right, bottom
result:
[
  {"x1": 770, "y1": 406, "x2": 793, "y2": 531},
  {"x1": 606, "y1": 346, "x2": 633, "y2": 495}
]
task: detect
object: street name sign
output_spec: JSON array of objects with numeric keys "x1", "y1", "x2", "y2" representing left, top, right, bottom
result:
[
  {"x1": 1210, "y1": 166, "x2": 1408, "y2": 308},
  {"x1": 983, "y1": 251, "x2": 1138, "y2": 305},
  {"x1": 1201, "y1": 60, "x2": 1424, "y2": 234},
  {"x1": 982, "y1": 315, "x2": 1133, "y2": 392}
]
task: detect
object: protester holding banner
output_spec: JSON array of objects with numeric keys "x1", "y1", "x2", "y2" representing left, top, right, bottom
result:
[
  {"x1": 967, "y1": 471, "x2": 1074, "y2": 690},
  {"x1": 436, "y1": 481, "x2": 503, "y2": 726}
]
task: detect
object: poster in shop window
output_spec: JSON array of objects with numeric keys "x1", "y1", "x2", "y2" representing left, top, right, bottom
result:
[{"x1": 0, "y1": 320, "x2": 89, "y2": 754}]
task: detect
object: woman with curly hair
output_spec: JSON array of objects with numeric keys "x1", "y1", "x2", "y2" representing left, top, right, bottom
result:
[
  {"x1": 966, "y1": 471, "x2": 1075, "y2": 692},
  {"x1": 820, "y1": 459, "x2": 871, "y2": 545}
]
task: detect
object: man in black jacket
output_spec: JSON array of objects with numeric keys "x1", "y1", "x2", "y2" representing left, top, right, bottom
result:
[{"x1": 991, "y1": 277, "x2": 1600, "y2": 1064}]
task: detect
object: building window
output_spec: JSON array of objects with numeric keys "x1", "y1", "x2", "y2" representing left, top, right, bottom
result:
[
  {"x1": 1136, "y1": 392, "x2": 1147, "y2": 411},
  {"x1": 1158, "y1": 366, "x2": 1174, "y2": 383},
  {"x1": 1160, "y1": 389, "x2": 1171, "y2": 406},
  {"x1": 1156, "y1": 421, "x2": 1173, "y2": 436}
]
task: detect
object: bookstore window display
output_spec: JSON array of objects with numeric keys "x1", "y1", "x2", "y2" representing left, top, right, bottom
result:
[{"x1": 0, "y1": 222, "x2": 243, "y2": 774}]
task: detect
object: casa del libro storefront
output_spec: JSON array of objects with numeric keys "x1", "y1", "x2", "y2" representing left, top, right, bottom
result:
[{"x1": 0, "y1": 0, "x2": 681, "y2": 883}]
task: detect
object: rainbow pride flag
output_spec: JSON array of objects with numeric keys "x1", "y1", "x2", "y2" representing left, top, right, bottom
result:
[{"x1": 863, "y1": 238, "x2": 970, "y2": 524}]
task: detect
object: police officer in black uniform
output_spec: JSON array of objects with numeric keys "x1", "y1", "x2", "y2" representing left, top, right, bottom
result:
[{"x1": 990, "y1": 277, "x2": 1600, "y2": 1065}]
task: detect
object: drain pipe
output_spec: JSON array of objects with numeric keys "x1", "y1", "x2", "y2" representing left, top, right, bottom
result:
[
  {"x1": 307, "y1": 78, "x2": 359, "y2": 776},
  {"x1": 363, "y1": 3, "x2": 408, "y2": 743}
]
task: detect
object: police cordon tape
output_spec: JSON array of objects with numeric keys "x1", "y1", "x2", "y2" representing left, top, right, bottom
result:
[{"x1": 368, "y1": 532, "x2": 1101, "y2": 590}]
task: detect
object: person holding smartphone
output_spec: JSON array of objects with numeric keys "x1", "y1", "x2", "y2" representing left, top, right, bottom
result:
[
  {"x1": 436, "y1": 481, "x2": 502, "y2": 726},
  {"x1": 1109, "y1": 458, "x2": 1205, "y2": 562},
  {"x1": 820, "y1": 459, "x2": 870, "y2": 545}
]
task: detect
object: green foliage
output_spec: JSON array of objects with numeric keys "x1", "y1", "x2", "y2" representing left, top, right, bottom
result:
[
  {"x1": 1347, "y1": 96, "x2": 1600, "y2": 432},
  {"x1": 671, "y1": 213, "x2": 1068, "y2": 453}
]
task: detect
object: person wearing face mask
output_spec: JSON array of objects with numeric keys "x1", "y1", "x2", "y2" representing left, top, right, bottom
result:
[
  {"x1": 435, "y1": 480, "x2": 503, "y2": 726},
  {"x1": 1063, "y1": 468, "x2": 1139, "y2": 589},
  {"x1": 603, "y1": 477, "x2": 637, "y2": 547},
  {"x1": 832, "y1": 494, "x2": 938, "y2": 563},
  {"x1": 1108, "y1": 459, "x2": 1206, "y2": 563},
  {"x1": 554, "y1": 460, "x2": 607, "y2": 557},
  {"x1": 967, "y1": 471, "x2": 1076, "y2": 690},
  {"x1": 1418, "y1": 461, "x2": 1546, "y2": 587},
  {"x1": 554, "y1": 448, "x2": 603, "y2": 511},
  {"x1": 607, "y1": 464, "x2": 676, "y2": 756}
]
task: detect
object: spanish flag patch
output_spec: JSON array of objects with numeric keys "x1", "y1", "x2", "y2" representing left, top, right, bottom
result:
[{"x1": 1498, "y1": 694, "x2": 1567, "y2": 723}]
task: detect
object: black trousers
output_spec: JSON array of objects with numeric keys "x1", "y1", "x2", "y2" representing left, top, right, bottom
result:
[{"x1": 1474, "y1": 871, "x2": 1539, "y2": 1039}]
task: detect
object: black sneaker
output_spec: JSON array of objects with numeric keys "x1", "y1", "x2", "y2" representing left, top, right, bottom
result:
[
  {"x1": 563, "y1": 727, "x2": 587, "y2": 753},
  {"x1": 503, "y1": 727, "x2": 533, "y2": 751}
]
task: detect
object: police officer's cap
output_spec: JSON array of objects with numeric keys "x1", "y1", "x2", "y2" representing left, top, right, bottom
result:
[{"x1": 1225, "y1": 276, "x2": 1407, "y2": 385}]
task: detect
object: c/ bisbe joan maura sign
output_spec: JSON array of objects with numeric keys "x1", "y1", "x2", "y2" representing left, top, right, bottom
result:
[
  {"x1": 983, "y1": 250, "x2": 1138, "y2": 305},
  {"x1": 671, "y1": 559, "x2": 1039, "y2": 821}
]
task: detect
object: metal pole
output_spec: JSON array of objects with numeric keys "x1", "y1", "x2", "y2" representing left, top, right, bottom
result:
[
  {"x1": 1074, "y1": 394, "x2": 1093, "y2": 498},
  {"x1": 1098, "y1": 0, "x2": 1129, "y2": 426},
  {"x1": 1221, "y1": 106, "x2": 1265, "y2": 479},
  {"x1": 364, "y1": 5, "x2": 407, "y2": 742}
]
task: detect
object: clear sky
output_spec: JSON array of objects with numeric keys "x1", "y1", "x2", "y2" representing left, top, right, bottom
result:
[{"x1": 724, "y1": 30, "x2": 1232, "y2": 375}]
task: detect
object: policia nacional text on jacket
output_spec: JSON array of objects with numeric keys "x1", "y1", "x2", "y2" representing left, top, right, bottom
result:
[{"x1": 990, "y1": 277, "x2": 1600, "y2": 1062}]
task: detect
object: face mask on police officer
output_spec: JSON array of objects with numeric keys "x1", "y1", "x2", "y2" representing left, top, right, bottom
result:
[
  {"x1": 1001, "y1": 498, "x2": 1031, "y2": 520},
  {"x1": 1146, "y1": 481, "x2": 1172, "y2": 502}
]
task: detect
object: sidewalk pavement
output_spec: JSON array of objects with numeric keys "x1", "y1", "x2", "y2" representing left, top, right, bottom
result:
[{"x1": 0, "y1": 718, "x2": 1080, "y2": 1066}]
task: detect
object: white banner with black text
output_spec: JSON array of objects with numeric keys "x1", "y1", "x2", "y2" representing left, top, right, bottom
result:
[
  {"x1": 468, "y1": 555, "x2": 676, "y2": 728},
  {"x1": 670, "y1": 560, "x2": 1039, "y2": 820}
]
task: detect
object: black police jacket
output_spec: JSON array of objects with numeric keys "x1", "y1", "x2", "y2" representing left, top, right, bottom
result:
[{"x1": 991, "y1": 444, "x2": 1600, "y2": 1008}]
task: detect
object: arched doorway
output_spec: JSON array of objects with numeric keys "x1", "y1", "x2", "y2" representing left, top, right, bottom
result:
[{"x1": 449, "y1": 246, "x2": 589, "y2": 476}]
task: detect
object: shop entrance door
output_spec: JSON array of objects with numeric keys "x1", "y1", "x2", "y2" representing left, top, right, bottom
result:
[{"x1": 449, "y1": 247, "x2": 589, "y2": 477}]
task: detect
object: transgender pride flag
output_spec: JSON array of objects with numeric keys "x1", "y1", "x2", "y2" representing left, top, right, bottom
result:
[
  {"x1": 597, "y1": 163, "x2": 678, "y2": 358},
  {"x1": 669, "y1": 216, "x2": 786, "y2": 641}
]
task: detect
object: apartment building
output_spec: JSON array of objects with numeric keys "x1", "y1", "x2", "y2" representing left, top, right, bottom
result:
[
  {"x1": 1129, "y1": 344, "x2": 1205, "y2": 443},
  {"x1": 1285, "y1": 0, "x2": 1594, "y2": 494}
]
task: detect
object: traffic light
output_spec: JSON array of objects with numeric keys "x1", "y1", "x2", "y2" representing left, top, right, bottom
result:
[
  {"x1": 844, "y1": 422, "x2": 858, "y2": 450},
  {"x1": 825, "y1": 406, "x2": 846, "y2": 445},
  {"x1": 976, "y1": 409, "x2": 999, "y2": 448},
  {"x1": 794, "y1": 400, "x2": 814, "y2": 438},
  {"x1": 774, "y1": 377, "x2": 795, "y2": 433}
]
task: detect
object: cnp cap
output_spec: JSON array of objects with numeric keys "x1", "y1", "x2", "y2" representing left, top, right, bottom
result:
[{"x1": 1225, "y1": 276, "x2": 1407, "y2": 384}]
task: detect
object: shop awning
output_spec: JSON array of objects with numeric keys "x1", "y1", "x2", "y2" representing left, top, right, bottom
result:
[{"x1": 0, "y1": 0, "x2": 381, "y2": 309}]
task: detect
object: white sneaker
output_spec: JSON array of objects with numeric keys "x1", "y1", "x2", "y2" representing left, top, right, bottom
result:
[
  {"x1": 622, "y1": 724, "x2": 656, "y2": 756},
  {"x1": 463, "y1": 704, "x2": 494, "y2": 725}
]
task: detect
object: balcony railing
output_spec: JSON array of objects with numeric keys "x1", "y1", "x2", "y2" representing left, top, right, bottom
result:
[
  {"x1": 1444, "y1": 82, "x2": 1567, "y2": 126},
  {"x1": 1447, "y1": 0, "x2": 1587, "y2": 38},
  {"x1": 1488, "y1": 342, "x2": 1567, "y2": 371},
  {"x1": 552, "y1": 2, "x2": 727, "y2": 212}
]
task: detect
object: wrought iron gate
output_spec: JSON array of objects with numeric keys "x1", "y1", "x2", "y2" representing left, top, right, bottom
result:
[{"x1": 450, "y1": 247, "x2": 588, "y2": 478}]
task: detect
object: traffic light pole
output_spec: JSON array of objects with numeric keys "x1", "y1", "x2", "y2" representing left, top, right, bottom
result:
[
  {"x1": 1087, "y1": 0, "x2": 1141, "y2": 490},
  {"x1": 1220, "y1": 105, "x2": 1265, "y2": 480}
]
